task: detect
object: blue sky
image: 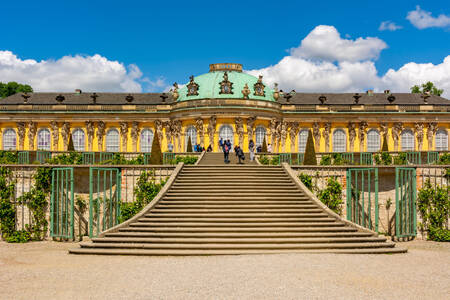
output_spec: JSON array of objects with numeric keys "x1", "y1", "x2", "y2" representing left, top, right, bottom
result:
[{"x1": 0, "y1": 0, "x2": 449, "y2": 96}]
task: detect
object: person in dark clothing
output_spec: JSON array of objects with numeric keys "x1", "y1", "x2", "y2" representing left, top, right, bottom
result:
[
  {"x1": 223, "y1": 140, "x2": 230, "y2": 163},
  {"x1": 207, "y1": 144, "x2": 212, "y2": 152},
  {"x1": 236, "y1": 146, "x2": 245, "y2": 164},
  {"x1": 219, "y1": 138, "x2": 224, "y2": 152}
]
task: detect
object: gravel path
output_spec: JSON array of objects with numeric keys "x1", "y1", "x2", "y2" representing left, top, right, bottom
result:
[{"x1": 0, "y1": 240, "x2": 449, "y2": 300}]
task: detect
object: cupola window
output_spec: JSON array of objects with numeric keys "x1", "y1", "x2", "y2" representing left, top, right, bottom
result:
[
  {"x1": 253, "y1": 75, "x2": 265, "y2": 96},
  {"x1": 186, "y1": 75, "x2": 199, "y2": 96},
  {"x1": 219, "y1": 72, "x2": 233, "y2": 95}
]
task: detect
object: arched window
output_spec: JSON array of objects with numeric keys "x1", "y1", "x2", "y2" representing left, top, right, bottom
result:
[
  {"x1": 72, "y1": 129, "x2": 85, "y2": 151},
  {"x1": 255, "y1": 126, "x2": 266, "y2": 147},
  {"x1": 185, "y1": 126, "x2": 197, "y2": 150},
  {"x1": 367, "y1": 129, "x2": 380, "y2": 152},
  {"x1": 37, "y1": 128, "x2": 51, "y2": 150},
  {"x1": 219, "y1": 125, "x2": 234, "y2": 146},
  {"x1": 298, "y1": 129, "x2": 309, "y2": 153},
  {"x1": 2, "y1": 129, "x2": 16, "y2": 150},
  {"x1": 332, "y1": 129, "x2": 347, "y2": 152},
  {"x1": 435, "y1": 129, "x2": 448, "y2": 151},
  {"x1": 140, "y1": 129, "x2": 154, "y2": 152},
  {"x1": 106, "y1": 129, "x2": 120, "y2": 152},
  {"x1": 401, "y1": 129, "x2": 415, "y2": 151}
]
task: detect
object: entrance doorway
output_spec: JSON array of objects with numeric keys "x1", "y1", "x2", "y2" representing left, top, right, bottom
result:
[{"x1": 219, "y1": 125, "x2": 234, "y2": 151}]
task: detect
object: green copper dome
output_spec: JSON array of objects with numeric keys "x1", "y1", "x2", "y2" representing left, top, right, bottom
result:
[{"x1": 177, "y1": 64, "x2": 274, "y2": 102}]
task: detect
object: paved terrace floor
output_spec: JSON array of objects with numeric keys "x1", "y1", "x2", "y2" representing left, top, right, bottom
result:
[{"x1": 0, "y1": 240, "x2": 449, "y2": 299}]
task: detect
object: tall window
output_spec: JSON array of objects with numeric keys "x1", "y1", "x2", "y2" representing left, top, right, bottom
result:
[
  {"x1": 185, "y1": 126, "x2": 197, "y2": 150},
  {"x1": 72, "y1": 129, "x2": 85, "y2": 151},
  {"x1": 219, "y1": 125, "x2": 234, "y2": 146},
  {"x1": 332, "y1": 129, "x2": 347, "y2": 152},
  {"x1": 435, "y1": 129, "x2": 448, "y2": 151},
  {"x1": 367, "y1": 129, "x2": 380, "y2": 152},
  {"x1": 140, "y1": 129, "x2": 154, "y2": 152},
  {"x1": 401, "y1": 129, "x2": 415, "y2": 151},
  {"x1": 2, "y1": 129, "x2": 16, "y2": 150},
  {"x1": 37, "y1": 128, "x2": 51, "y2": 150},
  {"x1": 255, "y1": 126, "x2": 266, "y2": 147},
  {"x1": 298, "y1": 129, "x2": 309, "y2": 152},
  {"x1": 106, "y1": 129, "x2": 120, "y2": 152}
]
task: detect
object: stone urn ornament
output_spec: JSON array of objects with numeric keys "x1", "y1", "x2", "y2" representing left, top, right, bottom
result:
[
  {"x1": 172, "y1": 82, "x2": 179, "y2": 100},
  {"x1": 273, "y1": 83, "x2": 279, "y2": 100},
  {"x1": 242, "y1": 83, "x2": 250, "y2": 99}
]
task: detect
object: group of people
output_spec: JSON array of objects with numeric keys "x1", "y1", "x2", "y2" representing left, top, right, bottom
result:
[{"x1": 219, "y1": 138, "x2": 256, "y2": 164}]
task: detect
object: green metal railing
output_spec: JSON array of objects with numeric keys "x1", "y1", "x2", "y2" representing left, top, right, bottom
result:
[
  {"x1": 296, "y1": 153, "x2": 304, "y2": 164},
  {"x1": 360, "y1": 152, "x2": 373, "y2": 165},
  {"x1": 163, "y1": 152, "x2": 176, "y2": 165},
  {"x1": 18, "y1": 151, "x2": 29, "y2": 164},
  {"x1": 82, "y1": 152, "x2": 95, "y2": 164},
  {"x1": 36, "y1": 150, "x2": 51, "y2": 163},
  {"x1": 346, "y1": 168, "x2": 378, "y2": 231},
  {"x1": 279, "y1": 153, "x2": 291, "y2": 164},
  {"x1": 50, "y1": 167, "x2": 74, "y2": 239},
  {"x1": 395, "y1": 167, "x2": 417, "y2": 238},
  {"x1": 144, "y1": 153, "x2": 151, "y2": 164},
  {"x1": 427, "y1": 152, "x2": 439, "y2": 164},
  {"x1": 342, "y1": 153, "x2": 354, "y2": 164},
  {"x1": 99, "y1": 152, "x2": 114, "y2": 162},
  {"x1": 89, "y1": 167, "x2": 122, "y2": 238},
  {"x1": 405, "y1": 152, "x2": 421, "y2": 165}
]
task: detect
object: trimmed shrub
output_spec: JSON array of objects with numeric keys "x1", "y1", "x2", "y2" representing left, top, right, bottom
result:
[
  {"x1": 148, "y1": 135, "x2": 163, "y2": 164},
  {"x1": 261, "y1": 136, "x2": 267, "y2": 153},
  {"x1": 381, "y1": 135, "x2": 389, "y2": 152},
  {"x1": 186, "y1": 136, "x2": 193, "y2": 152},
  {"x1": 303, "y1": 130, "x2": 317, "y2": 165}
]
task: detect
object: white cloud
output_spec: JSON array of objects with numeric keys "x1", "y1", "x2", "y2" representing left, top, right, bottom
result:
[
  {"x1": 379, "y1": 21, "x2": 403, "y2": 31},
  {"x1": 246, "y1": 25, "x2": 450, "y2": 98},
  {"x1": 290, "y1": 25, "x2": 387, "y2": 62},
  {"x1": 0, "y1": 51, "x2": 165, "y2": 93},
  {"x1": 406, "y1": 6, "x2": 450, "y2": 29}
]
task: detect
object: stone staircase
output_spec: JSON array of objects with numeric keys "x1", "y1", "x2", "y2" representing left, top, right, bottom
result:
[
  {"x1": 69, "y1": 165, "x2": 406, "y2": 255},
  {"x1": 199, "y1": 152, "x2": 257, "y2": 165}
]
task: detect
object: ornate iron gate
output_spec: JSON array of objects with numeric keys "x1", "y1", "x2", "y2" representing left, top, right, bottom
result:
[
  {"x1": 50, "y1": 167, "x2": 74, "y2": 239},
  {"x1": 89, "y1": 167, "x2": 121, "y2": 237},
  {"x1": 346, "y1": 168, "x2": 378, "y2": 231},
  {"x1": 395, "y1": 167, "x2": 417, "y2": 238}
]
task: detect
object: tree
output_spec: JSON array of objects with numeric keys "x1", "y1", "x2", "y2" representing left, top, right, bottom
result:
[
  {"x1": 411, "y1": 81, "x2": 443, "y2": 96},
  {"x1": 67, "y1": 134, "x2": 75, "y2": 151},
  {"x1": 303, "y1": 130, "x2": 317, "y2": 165},
  {"x1": 381, "y1": 135, "x2": 389, "y2": 152},
  {"x1": 261, "y1": 136, "x2": 267, "y2": 153},
  {"x1": 186, "y1": 136, "x2": 193, "y2": 152},
  {"x1": 148, "y1": 135, "x2": 162, "y2": 164},
  {"x1": 0, "y1": 82, "x2": 33, "y2": 99}
]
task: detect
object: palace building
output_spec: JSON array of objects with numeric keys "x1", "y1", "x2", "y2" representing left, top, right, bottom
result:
[{"x1": 0, "y1": 63, "x2": 449, "y2": 154}]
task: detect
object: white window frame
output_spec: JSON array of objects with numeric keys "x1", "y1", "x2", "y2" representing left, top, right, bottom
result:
[
  {"x1": 435, "y1": 129, "x2": 448, "y2": 151},
  {"x1": 140, "y1": 128, "x2": 154, "y2": 152},
  {"x1": 219, "y1": 125, "x2": 234, "y2": 147},
  {"x1": 367, "y1": 129, "x2": 380, "y2": 152},
  {"x1": 332, "y1": 129, "x2": 347, "y2": 152},
  {"x1": 2, "y1": 128, "x2": 17, "y2": 150},
  {"x1": 106, "y1": 128, "x2": 120, "y2": 152},
  {"x1": 401, "y1": 129, "x2": 415, "y2": 151},
  {"x1": 298, "y1": 129, "x2": 309, "y2": 153},
  {"x1": 185, "y1": 126, "x2": 197, "y2": 150},
  {"x1": 71, "y1": 128, "x2": 85, "y2": 151},
  {"x1": 255, "y1": 126, "x2": 266, "y2": 147},
  {"x1": 37, "y1": 128, "x2": 51, "y2": 151}
]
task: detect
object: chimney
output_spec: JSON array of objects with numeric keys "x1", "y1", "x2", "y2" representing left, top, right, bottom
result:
[
  {"x1": 75, "y1": 89, "x2": 82, "y2": 94},
  {"x1": 366, "y1": 89, "x2": 374, "y2": 96}
]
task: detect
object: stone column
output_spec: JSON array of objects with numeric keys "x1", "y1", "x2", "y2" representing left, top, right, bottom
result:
[
  {"x1": 61, "y1": 122, "x2": 70, "y2": 151},
  {"x1": 392, "y1": 122, "x2": 403, "y2": 151},
  {"x1": 269, "y1": 118, "x2": 277, "y2": 151},
  {"x1": 348, "y1": 122, "x2": 356, "y2": 152},
  {"x1": 280, "y1": 121, "x2": 288, "y2": 153},
  {"x1": 313, "y1": 122, "x2": 321, "y2": 152},
  {"x1": 130, "y1": 121, "x2": 140, "y2": 152},
  {"x1": 207, "y1": 115, "x2": 216, "y2": 149},
  {"x1": 195, "y1": 118, "x2": 205, "y2": 146},
  {"x1": 246, "y1": 116, "x2": 256, "y2": 147},
  {"x1": 359, "y1": 121, "x2": 368, "y2": 152},
  {"x1": 154, "y1": 119, "x2": 164, "y2": 146},
  {"x1": 323, "y1": 122, "x2": 331, "y2": 152},
  {"x1": 16, "y1": 122, "x2": 26, "y2": 150},
  {"x1": 414, "y1": 122, "x2": 424, "y2": 151},
  {"x1": 50, "y1": 121, "x2": 59, "y2": 151},
  {"x1": 96, "y1": 121, "x2": 105, "y2": 151},
  {"x1": 163, "y1": 121, "x2": 172, "y2": 149},
  {"x1": 426, "y1": 122, "x2": 437, "y2": 150},
  {"x1": 235, "y1": 117, "x2": 244, "y2": 148},
  {"x1": 289, "y1": 122, "x2": 299, "y2": 153},
  {"x1": 27, "y1": 121, "x2": 37, "y2": 150},
  {"x1": 171, "y1": 120, "x2": 182, "y2": 152},
  {"x1": 119, "y1": 122, "x2": 128, "y2": 152},
  {"x1": 85, "y1": 121, "x2": 95, "y2": 151}
]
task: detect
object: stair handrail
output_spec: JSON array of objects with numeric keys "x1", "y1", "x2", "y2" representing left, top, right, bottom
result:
[
  {"x1": 194, "y1": 151, "x2": 206, "y2": 165},
  {"x1": 282, "y1": 163, "x2": 379, "y2": 236},
  {"x1": 96, "y1": 162, "x2": 185, "y2": 238}
]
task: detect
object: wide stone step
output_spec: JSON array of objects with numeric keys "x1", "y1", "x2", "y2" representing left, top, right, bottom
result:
[
  {"x1": 168, "y1": 189, "x2": 300, "y2": 193},
  {"x1": 69, "y1": 247, "x2": 407, "y2": 255},
  {"x1": 157, "y1": 201, "x2": 316, "y2": 206},
  {"x1": 156, "y1": 204, "x2": 319, "y2": 209},
  {"x1": 174, "y1": 179, "x2": 293, "y2": 184},
  {"x1": 120, "y1": 225, "x2": 353, "y2": 233},
  {"x1": 176, "y1": 176, "x2": 288, "y2": 180},
  {"x1": 150, "y1": 208, "x2": 324, "y2": 213},
  {"x1": 135, "y1": 217, "x2": 337, "y2": 223},
  {"x1": 165, "y1": 193, "x2": 305, "y2": 197},
  {"x1": 91, "y1": 236, "x2": 387, "y2": 244},
  {"x1": 77, "y1": 241, "x2": 396, "y2": 250},
  {"x1": 106, "y1": 231, "x2": 371, "y2": 238},
  {"x1": 144, "y1": 213, "x2": 329, "y2": 218},
  {"x1": 162, "y1": 196, "x2": 310, "y2": 201},
  {"x1": 171, "y1": 183, "x2": 297, "y2": 188}
]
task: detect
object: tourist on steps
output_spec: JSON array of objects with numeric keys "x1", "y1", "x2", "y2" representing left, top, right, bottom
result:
[
  {"x1": 236, "y1": 146, "x2": 245, "y2": 164},
  {"x1": 219, "y1": 138, "x2": 224, "y2": 152},
  {"x1": 249, "y1": 139, "x2": 255, "y2": 161},
  {"x1": 223, "y1": 139, "x2": 231, "y2": 163}
]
